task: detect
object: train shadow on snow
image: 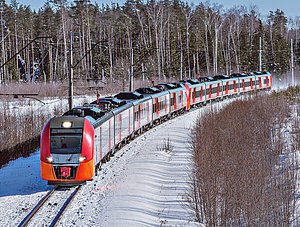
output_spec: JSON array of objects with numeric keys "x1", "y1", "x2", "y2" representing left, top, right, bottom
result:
[{"x1": 0, "y1": 149, "x2": 53, "y2": 197}]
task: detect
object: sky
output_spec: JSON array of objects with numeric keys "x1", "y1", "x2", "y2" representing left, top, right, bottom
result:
[{"x1": 14, "y1": 0, "x2": 300, "y2": 18}]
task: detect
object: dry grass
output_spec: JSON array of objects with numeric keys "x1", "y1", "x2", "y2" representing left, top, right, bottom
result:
[
  {"x1": 0, "y1": 101, "x2": 64, "y2": 167},
  {"x1": 188, "y1": 91, "x2": 299, "y2": 226},
  {"x1": 157, "y1": 138, "x2": 174, "y2": 154}
]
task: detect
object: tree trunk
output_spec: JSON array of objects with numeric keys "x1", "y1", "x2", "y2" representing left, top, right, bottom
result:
[{"x1": 61, "y1": 5, "x2": 68, "y2": 78}]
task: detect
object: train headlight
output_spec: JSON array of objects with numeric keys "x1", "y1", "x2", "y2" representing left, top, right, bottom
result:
[
  {"x1": 62, "y1": 121, "x2": 72, "y2": 128},
  {"x1": 79, "y1": 156, "x2": 87, "y2": 162},
  {"x1": 46, "y1": 156, "x2": 54, "y2": 163}
]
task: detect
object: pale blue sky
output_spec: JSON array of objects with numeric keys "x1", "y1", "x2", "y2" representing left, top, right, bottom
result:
[{"x1": 14, "y1": 0, "x2": 300, "y2": 18}]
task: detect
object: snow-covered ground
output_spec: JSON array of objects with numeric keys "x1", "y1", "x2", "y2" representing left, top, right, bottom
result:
[
  {"x1": 0, "y1": 98, "x2": 229, "y2": 226},
  {"x1": 0, "y1": 90, "x2": 298, "y2": 226}
]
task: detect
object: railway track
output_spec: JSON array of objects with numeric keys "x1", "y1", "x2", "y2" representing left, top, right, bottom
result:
[{"x1": 18, "y1": 185, "x2": 81, "y2": 227}]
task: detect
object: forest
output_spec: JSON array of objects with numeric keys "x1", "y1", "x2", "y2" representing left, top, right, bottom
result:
[{"x1": 0, "y1": 0, "x2": 299, "y2": 84}]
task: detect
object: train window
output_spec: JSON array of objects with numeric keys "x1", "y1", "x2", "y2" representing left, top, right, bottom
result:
[
  {"x1": 212, "y1": 87, "x2": 218, "y2": 94},
  {"x1": 50, "y1": 135, "x2": 82, "y2": 154}
]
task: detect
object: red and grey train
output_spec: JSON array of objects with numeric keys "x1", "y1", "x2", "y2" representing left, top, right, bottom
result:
[{"x1": 40, "y1": 71, "x2": 272, "y2": 185}]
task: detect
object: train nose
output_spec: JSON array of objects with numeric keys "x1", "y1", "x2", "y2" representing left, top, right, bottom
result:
[{"x1": 50, "y1": 153, "x2": 81, "y2": 164}]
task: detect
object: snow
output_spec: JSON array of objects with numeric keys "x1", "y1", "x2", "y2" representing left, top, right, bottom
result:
[
  {"x1": 62, "y1": 110, "x2": 204, "y2": 226},
  {"x1": 1, "y1": 93, "x2": 297, "y2": 226},
  {"x1": 0, "y1": 151, "x2": 51, "y2": 226},
  {"x1": 0, "y1": 99, "x2": 222, "y2": 226}
]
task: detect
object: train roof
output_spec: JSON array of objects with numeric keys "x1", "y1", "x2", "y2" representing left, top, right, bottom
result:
[
  {"x1": 135, "y1": 87, "x2": 161, "y2": 94},
  {"x1": 63, "y1": 105, "x2": 105, "y2": 120},
  {"x1": 114, "y1": 91, "x2": 144, "y2": 100},
  {"x1": 63, "y1": 95, "x2": 130, "y2": 122},
  {"x1": 214, "y1": 75, "x2": 230, "y2": 80},
  {"x1": 155, "y1": 83, "x2": 177, "y2": 91},
  {"x1": 111, "y1": 102, "x2": 134, "y2": 115},
  {"x1": 253, "y1": 71, "x2": 269, "y2": 75},
  {"x1": 198, "y1": 77, "x2": 214, "y2": 82},
  {"x1": 179, "y1": 79, "x2": 200, "y2": 85},
  {"x1": 91, "y1": 97, "x2": 127, "y2": 107},
  {"x1": 157, "y1": 83, "x2": 177, "y2": 90},
  {"x1": 169, "y1": 82, "x2": 186, "y2": 88},
  {"x1": 114, "y1": 91, "x2": 152, "y2": 105},
  {"x1": 230, "y1": 73, "x2": 247, "y2": 78},
  {"x1": 150, "y1": 90, "x2": 170, "y2": 98},
  {"x1": 92, "y1": 112, "x2": 114, "y2": 128}
]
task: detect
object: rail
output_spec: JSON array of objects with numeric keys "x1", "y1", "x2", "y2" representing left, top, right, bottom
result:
[{"x1": 18, "y1": 185, "x2": 81, "y2": 227}]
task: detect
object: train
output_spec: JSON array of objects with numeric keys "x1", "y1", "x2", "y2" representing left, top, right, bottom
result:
[{"x1": 40, "y1": 71, "x2": 272, "y2": 185}]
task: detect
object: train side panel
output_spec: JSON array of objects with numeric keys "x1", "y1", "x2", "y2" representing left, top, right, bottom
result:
[
  {"x1": 133, "y1": 99, "x2": 153, "y2": 131},
  {"x1": 222, "y1": 78, "x2": 238, "y2": 97},
  {"x1": 190, "y1": 84, "x2": 205, "y2": 106},
  {"x1": 93, "y1": 115, "x2": 114, "y2": 165},
  {"x1": 239, "y1": 76, "x2": 256, "y2": 93},
  {"x1": 205, "y1": 81, "x2": 222, "y2": 100},
  {"x1": 152, "y1": 93, "x2": 170, "y2": 121},
  {"x1": 114, "y1": 105, "x2": 134, "y2": 144}
]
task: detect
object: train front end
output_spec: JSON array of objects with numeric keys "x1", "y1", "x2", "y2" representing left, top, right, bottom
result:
[{"x1": 40, "y1": 116, "x2": 94, "y2": 186}]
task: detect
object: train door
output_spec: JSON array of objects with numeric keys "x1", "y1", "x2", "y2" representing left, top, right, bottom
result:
[
  {"x1": 265, "y1": 76, "x2": 269, "y2": 87},
  {"x1": 99, "y1": 126, "x2": 103, "y2": 160},
  {"x1": 233, "y1": 80, "x2": 237, "y2": 93},
  {"x1": 193, "y1": 87, "x2": 196, "y2": 103},
  {"x1": 259, "y1": 77, "x2": 262, "y2": 88},
  {"x1": 94, "y1": 129, "x2": 100, "y2": 164},
  {"x1": 226, "y1": 81, "x2": 229, "y2": 95}
]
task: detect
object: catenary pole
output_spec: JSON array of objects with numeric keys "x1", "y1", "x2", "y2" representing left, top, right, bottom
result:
[
  {"x1": 130, "y1": 40, "x2": 133, "y2": 91},
  {"x1": 259, "y1": 37, "x2": 262, "y2": 72},
  {"x1": 291, "y1": 39, "x2": 294, "y2": 86}
]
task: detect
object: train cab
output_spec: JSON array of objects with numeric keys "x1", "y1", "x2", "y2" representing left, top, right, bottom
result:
[{"x1": 40, "y1": 116, "x2": 94, "y2": 185}]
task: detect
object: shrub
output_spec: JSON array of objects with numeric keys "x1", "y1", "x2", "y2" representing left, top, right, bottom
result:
[{"x1": 188, "y1": 93, "x2": 298, "y2": 226}]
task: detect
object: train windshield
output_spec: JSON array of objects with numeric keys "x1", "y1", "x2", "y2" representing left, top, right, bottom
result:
[{"x1": 50, "y1": 135, "x2": 82, "y2": 154}]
